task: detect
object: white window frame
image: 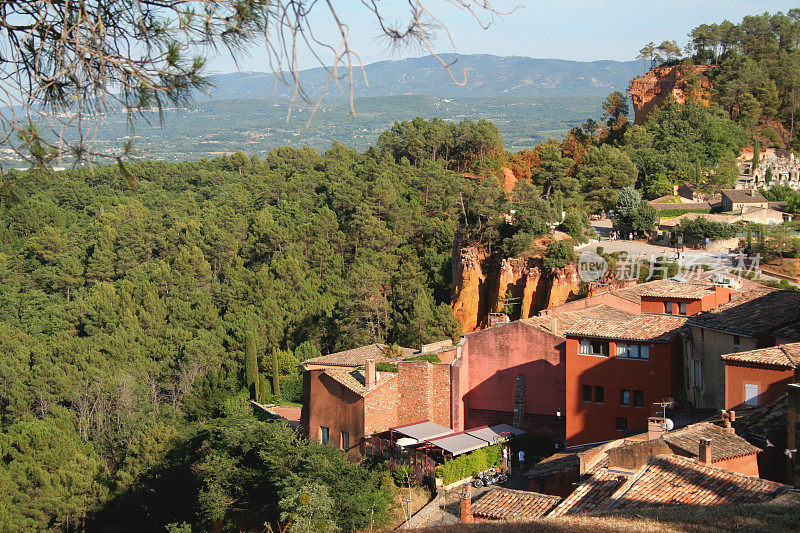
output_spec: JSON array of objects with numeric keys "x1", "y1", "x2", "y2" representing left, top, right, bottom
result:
[{"x1": 744, "y1": 383, "x2": 759, "y2": 406}]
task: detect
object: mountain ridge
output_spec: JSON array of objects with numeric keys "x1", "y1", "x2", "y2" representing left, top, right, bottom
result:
[{"x1": 202, "y1": 53, "x2": 641, "y2": 99}]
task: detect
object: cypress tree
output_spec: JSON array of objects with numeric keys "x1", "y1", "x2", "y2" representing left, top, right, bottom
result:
[
  {"x1": 272, "y1": 348, "x2": 281, "y2": 398},
  {"x1": 752, "y1": 139, "x2": 760, "y2": 170},
  {"x1": 245, "y1": 331, "x2": 259, "y2": 401}
]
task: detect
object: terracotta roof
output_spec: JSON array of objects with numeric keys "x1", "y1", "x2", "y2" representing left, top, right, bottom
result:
[
  {"x1": 721, "y1": 342, "x2": 800, "y2": 368},
  {"x1": 606, "y1": 278, "x2": 715, "y2": 305},
  {"x1": 604, "y1": 455, "x2": 789, "y2": 511},
  {"x1": 651, "y1": 201, "x2": 711, "y2": 210},
  {"x1": 658, "y1": 212, "x2": 744, "y2": 227},
  {"x1": 526, "y1": 452, "x2": 580, "y2": 477},
  {"x1": 565, "y1": 314, "x2": 687, "y2": 342},
  {"x1": 639, "y1": 280, "x2": 719, "y2": 299},
  {"x1": 661, "y1": 422, "x2": 761, "y2": 462},
  {"x1": 773, "y1": 322, "x2": 800, "y2": 342},
  {"x1": 689, "y1": 288, "x2": 800, "y2": 338},
  {"x1": 303, "y1": 343, "x2": 415, "y2": 367},
  {"x1": 526, "y1": 441, "x2": 616, "y2": 478},
  {"x1": 734, "y1": 394, "x2": 788, "y2": 444},
  {"x1": 551, "y1": 455, "x2": 790, "y2": 516},
  {"x1": 322, "y1": 368, "x2": 396, "y2": 396},
  {"x1": 548, "y1": 470, "x2": 629, "y2": 516},
  {"x1": 521, "y1": 305, "x2": 636, "y2": 335},
  {"x1": 721, "y1": 189, "x2": 769, "y2": 204},
  {"x1": 471, "y1": 488, "x2": 561, "y2": 521}
]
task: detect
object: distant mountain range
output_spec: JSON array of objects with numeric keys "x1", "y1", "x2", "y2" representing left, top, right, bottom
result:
[{"x1": 202, "y1": 54, "x2": 642, "y2": 99}]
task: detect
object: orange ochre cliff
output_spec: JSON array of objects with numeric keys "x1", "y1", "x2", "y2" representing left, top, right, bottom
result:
[
  {"x1": 450, "y1": 240, "x2": 581, "y2": 333},
  {"x1": 629, "y1": 65, "x2": 713, "y2": 125}
]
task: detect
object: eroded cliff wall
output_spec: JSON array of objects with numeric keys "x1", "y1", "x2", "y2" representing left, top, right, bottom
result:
[
  {"x1": 451, "y1": 242, "x2": 583, "y2": 332},
  {"x1": 630, "y1": 65, "x2": 712, "y2": 125}
]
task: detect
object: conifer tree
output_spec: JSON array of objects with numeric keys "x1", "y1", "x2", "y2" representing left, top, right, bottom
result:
[
  {"x1": 245, "y1": 331, "x2": 259, "y2": 401},
  {"x1": 272, "y1": 348, "x2": 281, "y2": 398},
  {"x1": 752, "y1": 139, "x2": 760, "y2": 169}
]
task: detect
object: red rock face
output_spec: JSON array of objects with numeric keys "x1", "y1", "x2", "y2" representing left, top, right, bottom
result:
[
  {"x1": 451, "y1": 241, "x2": 488, "y2": 333},
  {"x1": 451, "y1": 239, "x2": 581, "y2": 331},
  {"x1": 630, "y1": 65, "x2": 713, "y2": 125},
  {"x1": 545, "y1": 263, "x2": 581, "y2": 308}
]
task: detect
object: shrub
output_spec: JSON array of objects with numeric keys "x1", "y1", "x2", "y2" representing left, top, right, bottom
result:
[
  {"x1": 436, "y1": 445, "x2": 502, "y2": 485},
  {"x1": 406, "y1": 353, "x2": 442, "y2": 363},
  {"x1": 280, "y1": 373, "x2": 303, "y2": 404},
  {"x1": 543, "y1": 240, "x2": 576, "y2": 273},
  {"x1": 375, "y1": 362, "x2": 398, "y2": 373}
]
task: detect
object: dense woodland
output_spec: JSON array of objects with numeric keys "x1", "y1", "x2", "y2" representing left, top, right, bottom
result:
[{"x1": 1, "y1": 10, "x2": 800, "y2": 533}]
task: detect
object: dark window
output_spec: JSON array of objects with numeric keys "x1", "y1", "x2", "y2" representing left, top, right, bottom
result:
[
  {"x1": 321, "y1": 426, "x2": 329, "y2": 445},
  {"x1": 700, "y1": 329, "x2": 705, "y2": 343},
  {"x1": 733, "y1": 335, "x2": 741, "y2": 350},
  {"x1": 620, "y1": 389, "x2": 631, "y2": 406},
  {"x1": 582, "y1": 384, "x2": 592, "y2": 402},
  {"x1": 679, "y1": 302, "x2": 687, "y2": 315},
  {"x1": 633, "y1": 391, "x2": 644, "y2": 407},
  {"x1": 616, "y1": 417, "x2": 627, "y2": 431},
  {"x1": 595, "y1": 386, "x2": 605, "y2": 404},
  {"x1": 580, "y1": 339, "x2": 609, "y2": 356},
  {"x1": 665, "y1": 302, "x2": 673, "y2": 314},
  {"x1": 341, "y1": 431, "x2": 350, "y2": 450},
  {"x1": 634, "y1": 390, "x2": 644, "y2": 407}
]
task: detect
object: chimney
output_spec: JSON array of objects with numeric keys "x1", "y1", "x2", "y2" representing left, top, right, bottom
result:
[
  {"x1": 721, "y1": 410, "x2": 736, "y2": 434},
  {"x1": 648, "y1": 417, "x2": 666, "y2": 440},
  {"x1": 699, "y1": 438, "x2": 712, "y2": 465},
  {"x1": 365, "y1": 358, "x2": 376, "y2": 389},
  {"x1": 460, "y1": 485, "x2": 473, "y2": 523}
]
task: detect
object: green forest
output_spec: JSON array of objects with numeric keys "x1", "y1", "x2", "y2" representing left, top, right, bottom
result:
[{"x1": 1, "y1": 9, "x2": 800, "y2": 533}]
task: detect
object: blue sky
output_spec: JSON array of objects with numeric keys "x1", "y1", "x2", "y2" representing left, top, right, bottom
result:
[{"x1": 208, "y1": 1, "x2": 799, "y2": 74}]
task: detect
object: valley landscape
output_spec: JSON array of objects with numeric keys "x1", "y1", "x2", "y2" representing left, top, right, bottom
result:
[{"x1": 1, "y1": 4, "x2": 800, "y2": 533}]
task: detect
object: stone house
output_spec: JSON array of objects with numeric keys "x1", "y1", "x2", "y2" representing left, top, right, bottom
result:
[
  {"x1": 720, "y1": 188, "x2": 770, "y2": 212},
  {"x1": 687, "y1": 288, "x2": 800, "y2": 410}
]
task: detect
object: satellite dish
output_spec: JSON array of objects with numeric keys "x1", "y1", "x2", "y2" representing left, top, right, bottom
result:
[{"x1": 664, "y1": 418, "x2": 675, "y2": 431}]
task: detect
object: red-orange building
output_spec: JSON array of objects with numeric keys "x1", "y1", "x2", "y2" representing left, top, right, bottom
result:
[
  {"x1": 639, "y1": 282, "x2": 731, "y2": 316},
  {"x1": 722, "y1": 343, "x2": 800, "y2": 410},
  {"x1": 301, "y1": 358, "x2": 451, "y2": 458},
  {"x1": 564, "y1": 313, "x2": 687, "y2": 446}
]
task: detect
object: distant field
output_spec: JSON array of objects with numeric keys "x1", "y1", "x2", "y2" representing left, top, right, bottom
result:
[{"x1": 77, "y1": 95, "x2": 603, "y2": 161}]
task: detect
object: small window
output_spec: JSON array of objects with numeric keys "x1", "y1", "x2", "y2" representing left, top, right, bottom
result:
[
  {"x1": 595, "y1": 386, "x2": 605, "y2": 404},
  {"x1": 733, "y1": 335, "x2": 741, "y2": 351},
  {"x1": 581, "y1": 340, "x2": 608, "y2": 356},
  {"x1": 620, "y1": 389, "x2": 631, "y2": 406},
  {"x1": 616, "y1": 417, "x2": 627, "y2": 431},
  {"x1": 321, "y1": 426, "x2": 329, "y2": 445},
  {"x1": 341, "y1": 431, "x2": 350, "y2": 450},
  {"x1": 665, "y1": 302, "x2": 673, "y2": 314},
  {"x1": 679, "y1": 302, "x2": 687, "y2": 315},
  {"x1": 700, "y1": 329, "x2": 705, "y2": 344},
  {"x1": 618, "y1": 344, "x2": 648, "y2": 359},
  {"x1": 582, "y1": 384, "x2": 592, "y2": 402},
  {"x1": 744, "y1": 383, "x2": 759, "y2": 406},
  {"x1": 634, "y1": 390, "x2": 644, "y2": 407}
]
